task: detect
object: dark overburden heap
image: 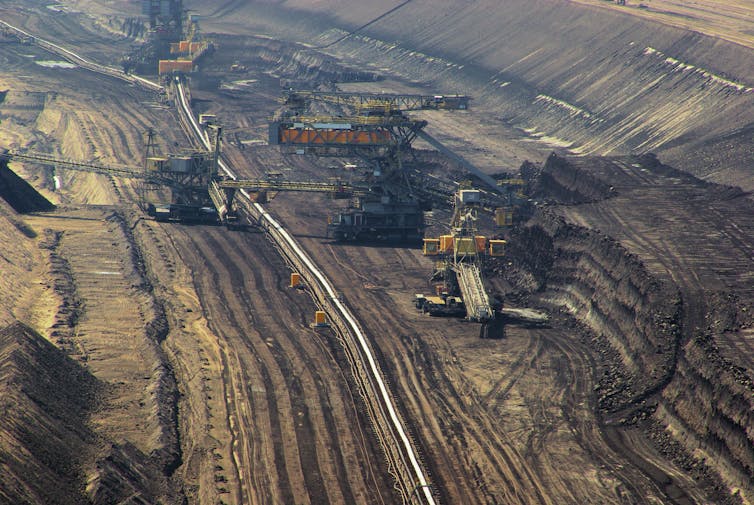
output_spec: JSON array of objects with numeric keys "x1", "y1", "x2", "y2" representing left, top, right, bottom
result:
[
  {"x1": 0, "y1": 159, "x2": 54, "y2": 213},
  {"x1": 0, "y1": 322, "x2": 99, "y2": 504}
]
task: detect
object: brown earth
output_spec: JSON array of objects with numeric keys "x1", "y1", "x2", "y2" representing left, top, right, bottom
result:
[
  {"x1": 0, "y1": 1, "x2": 753, "y2": 505},
  {"x1": 518, "y1": 154, "x2": 754, "y2": 502}
]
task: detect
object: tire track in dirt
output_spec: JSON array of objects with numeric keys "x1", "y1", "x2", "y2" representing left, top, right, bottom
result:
[
  {"x1": 292, "y1": 216, "x2": 686, "y2": 503},
  {"x1": 534, "y1": 327, "x2": 662, "y2": 503},
  {"x1": 182, "y1": 227, "x2": 295, "y2": 505},
  {"x1": 482, "y1": 333, "x2": 542, "y2": 405},
  {"x1": 222, "y1": 227, "x2": 396, "y2": 504},
  {"x1": 217, "y1": 229, "x2": 337, "y2": 505},
  {"x1": 176, "y1": 225, "x2": 394, "y2": 504},
  {"x1": 550, "y1": 157, "x2": 748, "y2": 503},
  {"x1": 314, "y1": 241, "x2": 555, "y2": 504},
  {"x1": 176, "y1": 227, "x2": 248, "y2": 504}
]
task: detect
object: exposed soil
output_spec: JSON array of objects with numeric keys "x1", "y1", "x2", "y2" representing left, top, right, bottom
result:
[
  {"x1": 192, "y1": 0, "x2": 754, "y2": 190},
  {"x1": 0, "y1": 1, "x2": 753, "y2": 505},
  {"x1": 524, "y1": 154, "x2": 754, "y2": 503}
]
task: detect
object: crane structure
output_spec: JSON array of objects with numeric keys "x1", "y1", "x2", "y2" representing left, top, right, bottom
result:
[
  {"x1": 2, "y1": 121, "x2": 369, "y2": 229},
  {"x1": 269, "y1": 90, "x2": 478, "y2": 242},
  {"x1": 0, "y1": 149, "x2": 173, "y2": 187},
  {"x1": 282, "y1": 90, "x2": 470, "y2": 113},
  {"x1": 271, "y1": 89, "x2": 530, "y2": 242},
  {"x1": 1, "y1": 145, "x2": 220, "y2": 222},
  {"x1": 207, "y1": 176, "x2": 361, "y2": 223},
  {"x1": 270, "y1": 110, "x2": 431, "y2": 241},
  {"x1": 3, "y1": 85, "x2": 517, "y2": 241},
  {"x1": 1, "y1": 126, "x2": 226, "y2": 223}
]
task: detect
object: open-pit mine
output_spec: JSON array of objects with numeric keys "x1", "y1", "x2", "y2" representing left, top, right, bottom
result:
[{"x1": 1, "y1": 1, "x2": 754, "y2": 504}]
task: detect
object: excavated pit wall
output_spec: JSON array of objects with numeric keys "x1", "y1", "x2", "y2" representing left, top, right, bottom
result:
[
  {"x1": 660, "y1": 325, "x2": 754, "y2": 502},
  {"x1": 526, "y1": 153, "x2": 617, "y2": 205},
  {"x1": 511, "y1": 158, "x2": 754, "y2": 503},
  {"x1": 0, "y1": 189, "x2": 41, "y2": 327},
  {"x1": 515, "y1": 210, "x2": 682, "y2": 412},
  {"x1": 209, "y1": 34, "x2": 381, "y2": 87},
  {"x1": 202, "y1": 0, "x2": 754, "y2": 187}
]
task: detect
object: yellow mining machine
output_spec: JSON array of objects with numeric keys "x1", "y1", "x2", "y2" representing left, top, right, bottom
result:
[
  {"x1": 416, "y1": 188, "x2": 505, "y2": 323},
  {"x1": 270, "y1": 90, "x2": 480, "y2": 242},
  {"x1": 416, "y1": 184, "x2": 549, "y2": 335},
  {"x1": 123, "y1": 0, "x2": 213, "y2": 76}
]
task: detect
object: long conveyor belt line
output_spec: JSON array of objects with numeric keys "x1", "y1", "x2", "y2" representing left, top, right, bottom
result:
[
  {"x1": 217, "y1": 179, "x2": 356, "y2": 193},
  {"x1": 1, "y1": 150, "x2": 176, "y2": 186},
  {"x1": 175, "y1": 79, "x2": 437, "y2": 505},
  {"x1": 0, "y1": 14, "x2": 438, "y2": 499}
]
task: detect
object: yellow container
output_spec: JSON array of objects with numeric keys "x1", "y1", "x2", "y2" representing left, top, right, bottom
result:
[
  {"x1": 454, "y1": 237, "x2": 477, "y2": 255},
  {"x1": 290, "y1": 272, "x2": 301, "y2": 287},
  {"x1": 495, "y1": 207, "x2": 514, "y2": 227},
  {"x1": 423, "y1": 238, "x2": 440, "y2": 255},
  {"x1": 489, "y1": 239, "x2": 506, "y2": 257},
  {"x1": 314, "y1": 311, "x2": 326, "y2": 326}
]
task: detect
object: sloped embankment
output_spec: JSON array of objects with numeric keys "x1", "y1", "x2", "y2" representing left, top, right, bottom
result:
[
  {"x1": 0, "y1": 318, "x2": 178, "y2": 505},
  {"x1": 659, "y1": 321, "x2": 754, "y2": 502},
  {"x1": 0, "y1": 198, "x2": 39, "y2": 328},
  {"x1": 509, "y1": 156, "x2": 754, "y2": 502},
  {"x1": 209, "y1": 34, "x2": 380, "y2": 88},
  {"x1": 507, "y1": 209, "x2": 682, "y2": 414},
  {"x1": 0, "y1": 322, "x2": 100, "y2": 504},
  {"x1": 524, "y1": 152, "x2": 616, "y2": 205}
]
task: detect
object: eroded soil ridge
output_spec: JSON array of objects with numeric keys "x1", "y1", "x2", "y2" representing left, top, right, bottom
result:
[
  {"x1": 513, "y1": 154, "x2": 754, "y2": 503},
  {"x1": 0, "y1": 322, "x2": 99, "y2": 505}
]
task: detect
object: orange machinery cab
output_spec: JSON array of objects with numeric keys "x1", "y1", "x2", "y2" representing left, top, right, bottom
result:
[
  {"x1": 439, "y1": 235, "x2": 454, "y2": 254},
  {"x1": 474, "y1": 236, "x2": 486, "y2": 253},
  {"x1": 158, "y1": 59, "x2": 193, "y2": 74}
]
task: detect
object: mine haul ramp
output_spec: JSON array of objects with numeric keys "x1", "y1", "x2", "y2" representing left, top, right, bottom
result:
[{"x1": 455, "y1": 262, "x2": 493, "y2": 322}]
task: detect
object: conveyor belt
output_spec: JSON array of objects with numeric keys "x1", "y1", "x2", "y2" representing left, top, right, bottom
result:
[
  {"x1": 417, "y1": 130, "x2": 501, "y2": 193},
  {"x1": 217, "y1": 179, "x2": 356, "y2": 193},
  {"x1": 456, "y1": 262, "x2": 493, "y2": 322}
]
